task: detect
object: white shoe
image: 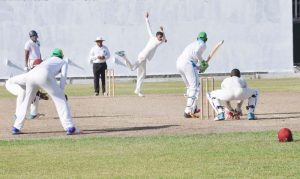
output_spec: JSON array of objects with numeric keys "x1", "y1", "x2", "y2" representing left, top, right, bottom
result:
[
  {"x1": 134, "y1": 90, "x2": 144, "y2": 97},
  {"x1": 115, "y1": 51, "x2": 125, "y2": 57}
]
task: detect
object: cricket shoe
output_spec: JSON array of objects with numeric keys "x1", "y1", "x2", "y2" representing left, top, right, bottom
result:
[
  {"x1": 134, "y1": 90, "x2": 144, "y2": 97},
  {"x1": 214, "y1": 112, "x2": 225, "y2": 121},
  {"x1": 115, "y1": 51, "x2": 125, "y2": 57},
  {"x1": 28, "y1": 114, "x2": 38, "y2": 120},
  {"x1": 184, "y1": 112, "x2": 199, "y2": 118},
  {"x1": 247, "y1": 112, "x2": 256, "y2": 120},
  {"x1": 12, "y1": 127, "x2": 21, "y2": 135},
  {"x1": 66, "y1": 127, "x2": 81, "y2": 135}
]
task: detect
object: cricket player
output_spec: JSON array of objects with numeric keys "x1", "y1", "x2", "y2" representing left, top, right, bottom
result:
[
  {"x1": 12, "y1": 48, "x2": 78, "y2": 135},
  {"x1": 24, "y1": 30, "x2": 42, "y2": 71},
  {"x1": 5, "y1": 59, "x2": 47, "y2": 119},
  {"x1": 115, "y1": 12, "x2": 167, "y2": 97},
  {"x1": 206, "y1": 69, "x2": 259, "y2": 121},
  {"x1": 23, "y1": 30, "x2": 42, "y2": 119},
  {"x1": 176, "y1": 32, "x2": 209, "y2": 118}
]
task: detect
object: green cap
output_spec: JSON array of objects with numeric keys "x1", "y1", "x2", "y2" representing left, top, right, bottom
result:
[
  {"x1": 51, "y1": 48, "x2": 64, "y2": 58},
  {"x1": 197, "y1": 32, "x2": 207, "y2": 42}
]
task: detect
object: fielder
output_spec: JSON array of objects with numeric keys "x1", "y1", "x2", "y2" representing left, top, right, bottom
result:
[
  {"x1": 12, "y1": 48, "x2": 78, "y2": 135},
  {"x1": 206, "y1": 69, "x2": 259, "y2": 121},
  {"x1": 23, "y1": 30, "x2": 43, "y2": 119},
  {"x1": 5, "y1": 59, "x2": 47, "y2": 119},
  {"x1": 115, "y1": 12, "x2": 167, "y2": 97},
  {"x1": 176, "y1": 32, "x2": 209, "y2": 118}
]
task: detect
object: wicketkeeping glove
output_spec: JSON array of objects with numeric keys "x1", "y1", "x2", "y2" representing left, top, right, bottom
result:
[{"x1": 199, "y1": 60, "x2": 209, "y2": 73}]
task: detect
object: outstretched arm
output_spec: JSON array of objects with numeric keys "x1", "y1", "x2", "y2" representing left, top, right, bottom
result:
[{"x1": 145, "y1": 12, "x2": 153, "y2": 37}]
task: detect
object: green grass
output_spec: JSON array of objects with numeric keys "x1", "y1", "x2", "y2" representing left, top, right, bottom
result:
[
  {"x1": 1, "y1": 131, "x2": 299, "y2": 178},
  {"x1": 1, "y1": 78, "x2": 300, "y2": 98},
  {"x1": 1, "y1": 78, "x2": 300, "y2": 178}
]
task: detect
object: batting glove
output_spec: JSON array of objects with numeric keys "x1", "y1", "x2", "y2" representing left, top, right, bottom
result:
[{"x1": 199, "y1": 60, "x2": 209, "y2": 73}]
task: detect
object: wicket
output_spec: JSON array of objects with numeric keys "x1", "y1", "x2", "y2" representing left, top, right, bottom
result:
[
  {"x1": 200, "y1": 77, "x2": 215, "y2": 120},
  {"x1": 105, "y1": 69, "x2": 115, "y2": 96}
]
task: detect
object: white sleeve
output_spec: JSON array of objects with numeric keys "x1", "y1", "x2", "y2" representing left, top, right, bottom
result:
[
  {"x1": 145, "y1": 18, "x2": 153, "y2": 37},
  {"x1": 241, "y1": 79, "x2": 247, "y2": 88},
  {"x1": 60, "y1": 61, "x2": 68, "y2": 90},
  {"x1": 24, "y1": 41, "x2": 30, "y2": 51},
  {"x1": 191, "y1": 44, "x2": 205, "y2": 61},
  {"x1": 89, "y1": 47, "x2": 97, "y2": 63},
  {"x1": 221, "y1": 79, "x2": 226, "y2": 89},
  {"x1": 104, "y1": 47, "x2": 110, "y2": 60}
]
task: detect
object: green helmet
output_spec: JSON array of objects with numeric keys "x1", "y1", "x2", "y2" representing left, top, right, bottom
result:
[
  {"x1": 51, "y1": 48, "x2": 64, "y2": 58},
  {"x1": 197, "y1": 32, "x2": 207, "y2": 42}
]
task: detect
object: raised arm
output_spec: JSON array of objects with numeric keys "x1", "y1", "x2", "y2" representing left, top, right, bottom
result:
[{"x1": 145, "y1": 12, "x2": 153, "y2": 37}]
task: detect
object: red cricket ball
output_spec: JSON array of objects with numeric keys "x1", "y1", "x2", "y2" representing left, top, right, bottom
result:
[{"x1": 278, "y1": 128, "x2": 293, "y2": 142}]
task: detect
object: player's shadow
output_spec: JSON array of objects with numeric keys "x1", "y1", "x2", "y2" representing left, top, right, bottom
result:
[
  {"x1": 53, "y1": 115, "x2": 132, "y2": 119},
  {"x1": 82, "y1": 124, "x2": 179, "y2": 134},
  {"x1": 21, "y1": 125, "x2": 179, "y2": 135},
  {"x1": 257, "y1": 112, "x2": 300, "y2": 115},
  {"x1": 255, "y1": 111, "x2": 300, "y2": 120}
]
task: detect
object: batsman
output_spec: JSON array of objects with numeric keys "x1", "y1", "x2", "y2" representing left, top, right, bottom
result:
[{"x1": 176, "y1": 32, "x2": 209, "y2": 118}]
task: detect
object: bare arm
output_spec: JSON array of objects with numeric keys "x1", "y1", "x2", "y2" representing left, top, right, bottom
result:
[
  {"x1": 145, "y1": 12, "x2": 153, "y2": 37},
  {"x1": 25, "y1": 50, "x2": 29, "y2": 67}
]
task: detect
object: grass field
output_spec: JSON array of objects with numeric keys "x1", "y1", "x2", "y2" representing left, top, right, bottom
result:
[
  {"x1": 1, "y1": 78, "x2": 300, "y2": 178},
  {"x1": 1, "y1": 132, "x2": 299, "y2": 178}
]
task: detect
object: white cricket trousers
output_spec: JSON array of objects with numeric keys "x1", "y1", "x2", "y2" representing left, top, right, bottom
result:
[
  {"x1": 5, "y1": 75, "x2": 39, "y2": 116},
  {"x1": 176, "y1": 59, "x2": 200, "y2": 114},
  {"x1": 207, "y1": 88, "x2": 259, "y2": 114},
  {"x1": 115, "y1": 56, "x2": 147, "y2": 93},
  {"x1": 14, "y1": 68, "x2": 75, "y2": 130},
  {"x1": 135, "y1": 60, "x2": 147, "y2": 93}
]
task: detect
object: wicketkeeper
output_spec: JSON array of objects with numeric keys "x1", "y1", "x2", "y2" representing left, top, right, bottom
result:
[{"x1": 206, "y1": 69, "x2": 259, "y2": 121}]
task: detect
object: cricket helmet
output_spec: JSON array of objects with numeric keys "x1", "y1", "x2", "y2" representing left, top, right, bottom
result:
[
  {"x1": 29, "y1": 30, "x2": 38, "y2": 37},
  {"x1": 230, "y1": 69, "x2": 241, "y2": 78},
  {"x1": 51, "y1": 48, "x2": 64, "y2": 58},
  {"x1": 197, "y1": 32, "x2": 207, "y2": 42}
]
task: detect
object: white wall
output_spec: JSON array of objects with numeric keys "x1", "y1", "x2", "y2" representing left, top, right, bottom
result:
[{"x1": 0, "y1": 0, "x2": 293, "y2": 78}]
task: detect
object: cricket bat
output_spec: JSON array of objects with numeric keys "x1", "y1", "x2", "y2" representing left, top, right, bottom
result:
[{"x1": 207, "y1": 40, "x2": 224, "y2": 62}]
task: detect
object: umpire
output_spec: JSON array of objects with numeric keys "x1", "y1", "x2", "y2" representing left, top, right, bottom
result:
[{"x1": 89, "y1": 37, "x2": 110, "y2": 96}]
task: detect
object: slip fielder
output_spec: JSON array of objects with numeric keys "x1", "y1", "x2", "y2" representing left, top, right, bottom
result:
[
  {"x1": 12, "y1": 48, "x2": 78, "y2": 135},
  {"x1": 206, "y1": 69, "x2": 259, "y2": 120},
  {"x1": 114, "y1": 12, "x2": 167, "y2": 97}
]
